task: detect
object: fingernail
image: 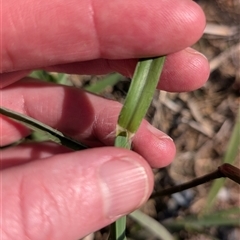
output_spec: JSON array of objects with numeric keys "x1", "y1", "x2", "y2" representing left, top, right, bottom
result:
[
  {"x1": 185, "y1": 47, "x2": 208, "y2": 60},
  {"x1": 147, "y1": 124, "x2": 173, "y2": 141},
  {"x1": 99, "y1": 158, "x2": 149, "y2": 218}
]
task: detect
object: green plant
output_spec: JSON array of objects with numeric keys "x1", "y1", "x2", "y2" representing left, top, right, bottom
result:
[
  {"x1": 202, "y1": 107, "x2": 240, "y2": 214},
  {"x1": 110, "y1": 56, "x2": 166, "y2": 239}
]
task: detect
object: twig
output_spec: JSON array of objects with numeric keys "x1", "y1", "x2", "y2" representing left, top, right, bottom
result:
[
  {"x1": 204, "y1": 23, "x2": 238, "y2": 37},
  {"x1": 209, "y1": 43, "x2": 240, "y2": 72},
  {"x1": 151, "y1": 163, "x2": 240, "y2": 198}
]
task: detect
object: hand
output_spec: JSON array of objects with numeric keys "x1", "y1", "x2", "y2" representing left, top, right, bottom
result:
[{"x1": 1, "y1": 0, "x2": 209, "y2": 239}]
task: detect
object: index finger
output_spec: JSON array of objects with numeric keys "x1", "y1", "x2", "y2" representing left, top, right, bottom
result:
[{"x1": 2, "y1": 0, "x2": 205, "y2": 72}]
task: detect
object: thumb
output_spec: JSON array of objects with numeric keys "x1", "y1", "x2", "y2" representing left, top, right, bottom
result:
[{"x1": 2, "y1": 147, "x2": 153, "y2": 240}]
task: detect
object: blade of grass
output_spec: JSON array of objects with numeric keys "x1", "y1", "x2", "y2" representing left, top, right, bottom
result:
[
  {"x1": 202, "y1": 107, "x2": 240, "y2": 214},
  {"x1": 29, "y1": 70, "x2": 70, "y2": 85},
  {"x1": 109, "y1": 218, "x2": 127, "y2": 240},
  {"x1": 116, "y1": 57, "x2": 165, "y2": 135},
  {"x1": 163, "y1": 207, "x2": 240, "y2": 230},
  {"x1": 84, "y1": 73, "x2": 123, "y2": 94},
  {"x1": 109, "y1": 56, "x2": 166, "y2": 240},
  {"x1": 0, "y1": 107, "x2": 87, "y2": 150},
  {"x1": 130, "y1": 210, "x2": 174, "y2": 240}
]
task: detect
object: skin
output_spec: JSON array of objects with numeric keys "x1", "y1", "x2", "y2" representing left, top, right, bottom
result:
[{"x1": 1, "y1": 0, "x2": 210, "y2": 239}]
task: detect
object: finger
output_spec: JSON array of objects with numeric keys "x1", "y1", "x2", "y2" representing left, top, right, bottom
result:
[
  {"x1": 0, "y1": 79, "x2": 175, "y2": 168},
  {"x1": 1, "y1": 48, "x2": 209, "y2": 92},
  {"x1": 2, "y1": 147, "x2": 154, "y2": 239},
  {"x1": 1, "y1": 142, "x2": 71, "y2": 170},
  {"x1": 45, "y1": 48, "x2": 209, "y2": 92},
  {"x1": 0, "y1": 70, "x2": 30, "y2": 88},
  {"x1": 2, "y1": 0, "x2": 205, "y2": 72}
]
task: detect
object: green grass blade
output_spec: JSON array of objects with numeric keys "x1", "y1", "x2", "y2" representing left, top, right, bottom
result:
[
  {"x1": 84, "y1": 73, "x2": 123, "y2": 94},
  {"x1": 202, "y1": 106, "x2": 240, "y2": 214},
  {"x1": 164, "y1": 207, "x2": 240, "y2": 230},
  {"x1": 109, "y1": 217, "x2": 127, "y2": 240},
  {"x1": 115, "y1": 131, "x2": 132, "y2": 150},
  {"x1": 130, "y1": 210, "x2": 174, "y2": 240},
  {"x1": 109, "y1": 56, "x2": 166, "y2": 240},
  {"x1": 117, "y1": 57, "x2": 165, "y2": 135},
  {"x1": 29, "y1": 70, "x2": 70, "y2": 85}
]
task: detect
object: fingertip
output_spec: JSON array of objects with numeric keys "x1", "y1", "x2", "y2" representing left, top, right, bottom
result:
[
  {"x1": 145, "y1": 131, "x2": 176, "y2": 169},
  {"x1": 147, "y1": 136, "x2": 176, "y2": 169},
  {"x1": 134, "y1": 122, "x2": 176, "y2": 168},
  {"x1": 183, "y1": 47, "x2": 210, "y2": 89},
  {"x1": 159, "y1": 48, "x2": 210, "y2": 92},
  {"x1": 178, "y1": 0, "x2": 206, "y2": 44}
]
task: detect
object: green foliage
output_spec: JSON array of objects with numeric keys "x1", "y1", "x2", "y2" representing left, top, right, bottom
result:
[
  {"x1": 29, "y1": 70, "x2": 70, "y2": 85},
  {"x1": 111, "y1": 56, "x2": 166, "y2": 240},
  {"x1": 84, "y1": 73, "x2": 123, "y2": 94},
  {"x1": 203, "y1": 107, "x2": 240, "y2": 214},
  {"x1": 130, "y1": 210, "x2": 174, "y2": 240},
  {"x1": 164, "y1": 207, "x2": 240, "y2": 231}
]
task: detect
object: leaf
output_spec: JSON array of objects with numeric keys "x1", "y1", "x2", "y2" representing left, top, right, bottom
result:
[
  {"x1": 84, "y1": 73, "x2": 123, "y2": 94},
  {"x1": 164, "y1": 207, "x2": 240, "y2": 230},
  {"x1": 130, "y1": 210, "x2": 174, "y2": 240},
  {"x1": 202, "y1": 107, "x2": 240, "y2": 214},
  {"x1": 0, "y1": 107, "x2": 87, "y2": 150},
  {"x1": 110, "y1": 56, "x2": 166, "y2": 240}
]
